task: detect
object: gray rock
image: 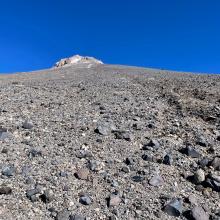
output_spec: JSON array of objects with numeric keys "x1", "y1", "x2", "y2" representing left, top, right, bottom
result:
[
  {"x1": 70, "y1": 214, "x2": 86, "y2": 220},
  {"x1": 143, "y1": 139, "x2": 160, "y2": 150},
  {"x1": 149, "y1": 175, "x2": 164, "y2": 186},
  {"x1": 191, "y1": 206, "x2": 209, "y2": 220},
  {"x1": 163, "y1": 154, "x2": 173, "y2": 165},
  {"x1": 22, "y1": 120, "x2": 34, "y2": 129},
  {"x1": 114, "y1": 130, "x2": 133, "y2": 141},
  {"x1": 75, "y1": 168, "x2": 89, "y2": 180},
  {"x1": 211, "y1": 157, "x2": 220, "y2": 170},
  {"x1": 26, "y1": 188, "x2": 41, "y2": 202},
  {"x1": 95, "y1": 124, "x2": 110, "y2": 136},
  {"x1": 131, "y1": 175, "x2": 144, "y2": 182},
  {"x1": 196, "y1": 136, "x2": 208, "y2": 147},
  {"x1": 182, "y1": 146, "x2": 201, "y2": 158},
  {"x1": 0, "y1": 128, "x2": 10, "y2": 140},
  {"x1": 56, "y1": 210, "x2": 71, "y2": 220},
  {"x1": 142, "y1": 154, "x2": 154, "y2": 162},
  {"x1": 125, "y1": 157, "x2": 135, "y2": 165},
  {"x1": 163, "y1": 198, "x2": 182, "y2": 217},
  {"x1": 2, "y1": 166, "x2": 15, "y2": 177},
  {"x1": 199, "y1": 158, "x2": 210, "y2": 168},
  {"x1": 0, "y1": 186, "x2": 12, "y2": 195},
  {"x1": 40, "y1": 189, "x2": 54, "y2": 203},
  {"x1": 79, "y1": 195, "x2": 92, "y2": 205}
]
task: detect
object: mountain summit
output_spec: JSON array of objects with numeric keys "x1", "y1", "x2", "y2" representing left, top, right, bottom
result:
[{"x1": 54, "y1": 55, "x2": 103, "y2": 68}]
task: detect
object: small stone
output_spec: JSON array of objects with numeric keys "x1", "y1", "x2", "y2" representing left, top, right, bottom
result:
[
  {"x1": 75, "y1": 168, "x2": 89, "y2": 180},
  {"x1": 114, "y1": 130, "x2": 133, "y2": 141},
  {"x1": 188, "y1": 195, "x2": 197, "y2": 205},
  {"x1": 95, "y1": 124, "x2": 110, "y2": 136},
  {"x1": 191, "y1": 206, "x2": 209, "y2": 220},
  {"x1": 108, "y1": 194, "x2": 121, "y2": 207},
  {"x1": 26, "y1": 188, "x2": 41, "y2": 202},
  {"x1": 0, "y1": 186, "x2": 12, "y2": 195},
  {"x1": 149, "y1": 175, "x2": 164, "y2": 186},
  {"x1": 70, "y1": 214, "x2": 86, "y2": 220},
  {"x1": 125, "y1": 157, "x2": 135, "y2": 165},
  {"x1": 22, "y1": 120, "x2": 34, "y2": 129},
  {"x1": 40, "y1": 189, "x2": 54, "y2": 203},
  {"x1": 196, "y1": 136, "x2": 208, "y2": 147},
  {"x1": 88, "y1": 160, "x2": 103, "y2": 172},
  {"x1": 181, "y1": 146, "x2": 201, "y2": 158},
  {"x1": 56, "y1": 210, "x2": 71, "y2": 220},
  {"x1": 198, "y1": 158, "x2": 210, "y2": 168},
  {"x1": 121, "y1": 166, "x2": 130, "y2": 173},
  {"x1": 1, "y1": 147, "x2": 8, "y2": 154},
  {"x1": 0, "y1": 128, "x2": 10, "y2": 140},
  {"x1": 142, "y1": 154, "x2": 153, "y2": 162},
  {"x1": 79, "y1": 195, "x2": 92, "y2": 205},
  {"x1": 211, "y1": 157, "x2": 220, "y2": 170},
  {"x1": 143, "y1": 139, "x2": 160, "y2": 150},
  {"x1": 193, "y1": 169, "x2": 205, "y2": 184},
  {"x1": 75, "y1": 150, "x2": 92, "y2": 159},
  {"x1": 2, "y1": 166, "x2": 15, "y2": 177},
  {"x1": 28, "y1": 149, "x2": 42, "y2": 159},
  {"x1": 131, "y1": 175, "x2": 144, "y2": 182},
  {"x1": 163, "y1": 154, "x2": 173, "y2": 165},
  {"x1": 163, "y1": 198, "x2": 182, "y2": 217}
]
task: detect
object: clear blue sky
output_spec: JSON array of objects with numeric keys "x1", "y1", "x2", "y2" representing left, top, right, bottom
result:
[{"x1": 0, "y1": 0, "x2": 220, "y2": 73}]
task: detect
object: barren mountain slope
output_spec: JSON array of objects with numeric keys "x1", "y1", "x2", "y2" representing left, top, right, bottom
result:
[{"x1": 0, "y1": 64, "x2": 219, "y2": 220}]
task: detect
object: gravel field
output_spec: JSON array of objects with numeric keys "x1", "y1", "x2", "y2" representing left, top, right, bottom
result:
[{"x1": 0, "y1": 63, "x2": 219, "y2": 220}]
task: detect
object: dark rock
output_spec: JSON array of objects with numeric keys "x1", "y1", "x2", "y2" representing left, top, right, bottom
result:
[
  {"x1": 198, "y1": 158, "x2": 210, "y2": 168},
  {"x1": 125, "y1": 157, "x2": 135, "y2": 165},
  {"x1": 149, "y1": 175, "x2": 164, "y2": 186},
  {"x1": 40, "y1": 189, "x2": 54, "y2": 203},
  {"x1": 113, "y1": 130, "x2": 133, "y2": 141},
  {"x1": 163, "y1": 198, "x2": 182, "y2": 217},
  {"x1": 143, "y1": 139, "x2": 160, "y2": 150},
  {"x1": 2, "y1": 166, "x2": 15, "y2": 177},
  {"x1": 211, "y1": 157, "x2": 220, "y2": 170},
  {"x1": 142, "y1": 154, "x2": 153, "y2": 162},
  {"x1": 217, "y1": 136, "x2": 220, "y2": 141},
  {"x1": 1, "y1": 147, "x2": 8, "y2": 154},
  {"x1": 79, "y1": 195, "x2": 92, "y2": 205},
  {"x1": 56, "y1": 210, "x2": 71, "y2": 220},
  {"x1": 131, "y1": 175, "x2": 144, "y2": 182},
  {"x1": 22, "y1": 121, "x2": 34, "y2": 129},
  {"x1": 163, "y1": 154, "x2": 173, "y2": 165},
  {"x1": 0, "y1": 186, "x2": 12, "y2": 195},
  {"x1": 28, "y1": 149, "x2": 42, "y2": 159},
  {"x1": 181, "y1": 146, "x2": 201, "y2": 158},
  {"x1": 190, "y1": 206, "x2": 209, "y2": 220}
]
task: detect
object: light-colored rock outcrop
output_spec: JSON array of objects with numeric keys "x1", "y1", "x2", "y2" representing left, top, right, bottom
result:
[{"x1": 54, "y1": 55, "x2": 103, "y2": 68}]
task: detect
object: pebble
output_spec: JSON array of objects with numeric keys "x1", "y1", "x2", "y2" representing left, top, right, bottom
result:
[
  {"x1": 108, "y1": 194, "x2": 121, "y2": 207},
  {"x1": 70, "y1": 214, "x2": 86, "y2": 220},
  {"x1": 56, "y1": 210, "x2": 71, "y2": 220},
  {"x1": 40, "y1": 189, "x2": 54, "y2": 203},
  {"x1": 144, "y1": 139, "x2": 160, "y2": 150},
  {"x1": 142, "y1": 154, "x2": 153, "y2": 162},
  {"x1": 75, "y1": 168, "x2": 89, "y2": 180},
  {"x1": 125, "y1": 157, "x2": 135, "y2": 165},
  {"x1": 191, "y1": 206, "x2": 209, "y2": 220},
  {"x1": 26, "y1": 188, "x2": 41, "y2": 202},
  {"x1": 131, "y1": 175, "x2": 144, "y2": 182},
  {"x1": 114, "y1": 130, "x2": 133, "y2": 141},
  {"x1": 193, "y1": 169, "x2": 205, "y2": 184},
  {"x1": 95, "y1": 124, "x2": 110, "y2": 136},
  {"x1": 163, "y1": 154, "x2": 173, "y2": 165},
  {"x1": 149, "y1": 175, "x2": 164, "y2": 186},
  {"x1": 0, "y1": 186, "x2": 12, "y2": 195},
  {"x1": 0, "y1": 128, "x2": 10, "y2": 140},
  {"x1": 163, "y1": 198, "x2": 182, "y2": 217},
  {"x1": 22, "y1": 120, "x2": 34, "y2": 129},
  {"x1": 2, "y1": 166, "x2": 15, "y2": 177},
  {"x1": 196, "y1": 136, "x2": 208, "y2": 147},
  {"x1": 211, "y1": 157, "x2": 220, "y2": 170},
  {"x1": 182, "y1": 146, "x2": 201, "y2": 158},
  {"x1": 79, "y1": 195, "x2": 92, "y2": 205},
  {"x1": 198, "y1": 157, "x2": 210, "y2": 168},
  {"x1": 88, "y1": 160, "x2": 103, "y2": 171},
  {"x1": 121, "y1": 166, "x2": 130, "y2": 173}
]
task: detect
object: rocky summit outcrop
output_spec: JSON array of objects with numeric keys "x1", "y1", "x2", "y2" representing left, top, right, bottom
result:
[
  {"x1": 0, "y1": 63, "x2": 219, "y2": 219},
  {"x1": 54, "y1": 55, "x2": 103, "y2": 68}
]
